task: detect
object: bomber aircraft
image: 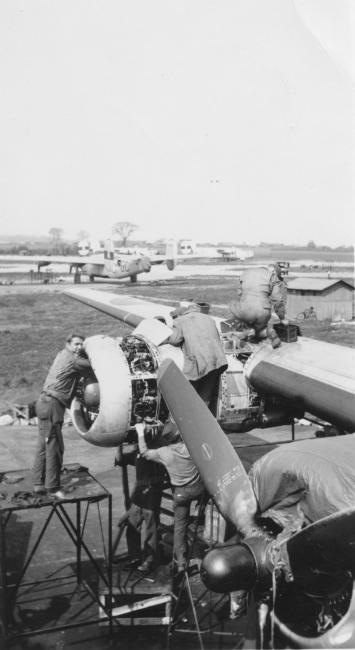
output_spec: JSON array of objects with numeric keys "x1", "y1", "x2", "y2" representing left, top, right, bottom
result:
[
  {"x1": 62, "y1": 286, "x2": 355, "y2": 446},
  {"x1": 62, "y1": 286, "x2": 355, "y2": 648},
  {"x1": 0, "y1": 239, "x2": 178, "y2": 283},
  {"x1": 216, "y1": 246, "x2": 255, "y2": 262}
]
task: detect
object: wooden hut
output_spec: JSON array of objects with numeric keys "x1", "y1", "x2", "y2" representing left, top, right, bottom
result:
[{"x1": 286, "y1": 278, "x2": 354, "y2": 321}]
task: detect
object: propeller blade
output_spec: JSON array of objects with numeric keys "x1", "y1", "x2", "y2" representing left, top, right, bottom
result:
[
  {"x1": 286, "y1": 507, "x2": 355, "y2": 590},
  {"x1": 157, "y1": 359, "x2": 258, "y2": 536}
]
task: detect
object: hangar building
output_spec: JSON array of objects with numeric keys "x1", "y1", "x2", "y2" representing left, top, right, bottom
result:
[{"x1": 286, "y1": 278, "x2": 354, "y2": 321}]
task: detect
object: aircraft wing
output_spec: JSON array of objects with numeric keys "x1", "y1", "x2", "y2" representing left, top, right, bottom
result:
[
  {"x1": 146, "y1": 252, "x2": 209, "y2": 267},
  {"x1": 64, "y1": 286, "x2": 226, "y2": 330},
  {"x1": 64, "y1": 286, "x2": 355, "y2": 432},
  {"x1": 64, "y1": 287, "x2": 176, "y2": 328},
  {"x1": 0, "y1": 253, "x2": 103, "y2": 266},
  {"x1": 148, "y1": 252, "x2": 208, "y2": 261}
]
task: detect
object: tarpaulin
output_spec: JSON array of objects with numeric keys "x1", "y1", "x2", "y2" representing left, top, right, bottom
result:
[{"x1": 249, "y1": 434, "x2": 355, "y2": 529}]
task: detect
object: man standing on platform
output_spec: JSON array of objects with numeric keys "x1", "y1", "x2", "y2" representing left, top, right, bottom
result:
[
  {"x1": 115, "y1": 436, "x2": 166, "y2": 573},
  {"x1": 32, "y1": 334, "x2": 92, "y2": 498},
  {"x1": 125, "y1": 449, "x2": 166, "y2": 573}
]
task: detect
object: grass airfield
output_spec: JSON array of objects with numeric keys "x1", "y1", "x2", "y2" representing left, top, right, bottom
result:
[{"x1": 0, "y1": 265, "x2": 354, "y2": 413}]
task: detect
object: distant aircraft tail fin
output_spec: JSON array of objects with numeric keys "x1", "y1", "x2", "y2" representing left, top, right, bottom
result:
[
  {"x1": 166, "y1": 239, "x2": 177, "y2": 270},
  {"x1": 104, "y1": 239, "x2": 114, "y2": 261}
]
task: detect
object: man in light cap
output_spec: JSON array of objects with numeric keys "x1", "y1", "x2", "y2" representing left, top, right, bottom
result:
[
  {"x1": 164, "y1": 302, "x2": 227, "y2": 416},
  {"x1": 230, "y1": 264, "x2": 288, "y2": 348}
]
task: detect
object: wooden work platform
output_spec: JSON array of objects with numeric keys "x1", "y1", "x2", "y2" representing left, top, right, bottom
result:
[
  {"x1": 103, "y1": 559, "x2": 242, "y2": 649},
  {"x1": 0, "y1": 464, "x2": 108, "y2": 510},
  {"x1": 104, "y1": 493, "x2": 241, "y2": 650}
]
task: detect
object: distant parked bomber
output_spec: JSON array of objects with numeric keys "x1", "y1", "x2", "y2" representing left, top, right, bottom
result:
[{"x1": 0, "y1": 239, "x2": 179, "y2": 283}]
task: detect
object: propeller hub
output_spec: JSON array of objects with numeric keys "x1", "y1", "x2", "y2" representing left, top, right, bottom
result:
[
  {"x1": 243, "y1": 535, "x2": 274, "y2": 591},
  {"x1": 201, "y1": 535, "x2": 273, "y2": 593},
  {"x1": 201, "y1": 543, "x2": 257, "y2": 592}
]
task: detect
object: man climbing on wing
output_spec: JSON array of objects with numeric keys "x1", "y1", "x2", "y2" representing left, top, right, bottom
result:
[
  {"x1": 230, "y1": 263, "x2": 288, "y2": 348},
  {"x1": 162, "y1": 302, "x2": 227, "y2": 416}
]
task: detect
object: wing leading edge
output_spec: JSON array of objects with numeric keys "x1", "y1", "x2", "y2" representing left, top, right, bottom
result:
[
  {"x1": 64, "y1": 287, "x2": 175, "y2": 328},
  {"x1": 0, "y1": 253, "x2": 103, "y2": 266}
]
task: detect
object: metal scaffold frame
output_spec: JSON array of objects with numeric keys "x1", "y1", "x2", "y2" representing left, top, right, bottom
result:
[{"x1": 0, "y1": 467, "x2": 113, "y2": 641}]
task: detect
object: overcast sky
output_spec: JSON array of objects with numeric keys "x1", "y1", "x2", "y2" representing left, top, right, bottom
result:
[{"x1": 0, "y1": 0, "x2": 354, "y2": 246}]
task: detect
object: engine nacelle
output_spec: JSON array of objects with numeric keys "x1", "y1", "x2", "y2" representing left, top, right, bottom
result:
[
  {"x1": 128, "y1": 257, "x2": 151, "y2": 274},
  {"x1": 70, "y1": 333, "x2": 184, "y2": 447},
  {"x1": 70, "y1": 328, "x2": 297, "y2": 447},
  {"x1": 71, "y1": 335, "x2": 132, "y2": 446},
  {"x1": 82, "y1": 263, "x2": 104, "y2": 278},
  {"x1": 218, "y1": 337, "x2": 296, "y2": 432}
]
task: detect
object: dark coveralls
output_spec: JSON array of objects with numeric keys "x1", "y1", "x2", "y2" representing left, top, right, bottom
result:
[
  {"x1": 125, "y1": 452, "x2": 166, "y2": 566},
  {"x1": 167, "y1": 304, "x2": 227, "y2": 416},
  {"x1": 32, "y1": 349, "x2": 91, "y2": 491}
]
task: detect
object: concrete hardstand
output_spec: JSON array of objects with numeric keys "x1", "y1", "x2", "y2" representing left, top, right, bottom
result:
[{"x1": 0, "y1": 422, "x2": 315, "y2": 649}]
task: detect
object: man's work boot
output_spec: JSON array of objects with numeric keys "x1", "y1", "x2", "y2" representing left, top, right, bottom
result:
[
  {"x1": 268, "y1": 329, "x2": 282, "y2": 349},
  {"x1": 137, "y1": 558, "x2": 156, "y2": 573},
  {"x1": 33, "y1": 485, "x2": 47, "y2": 495},
  {"x1": 255, "y1": 327, "x2": 268, "y2": 340}
]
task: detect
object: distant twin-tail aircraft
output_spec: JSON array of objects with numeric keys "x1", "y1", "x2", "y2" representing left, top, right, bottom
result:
[
  {"x1": 0, "y1": 239, "x2": 179, "y2": 283},
  {"x1": 216, "y1": 246, "x2": 255, "y2": 262}
]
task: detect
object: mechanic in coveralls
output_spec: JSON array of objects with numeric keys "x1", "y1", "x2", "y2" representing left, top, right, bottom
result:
[
  {"x1": 230, "y1": 263, "x2": 288, "y2": 348},
  {"x1": 32, "y1": 334, "x2": 92, "y2": 498},
  {"x1": 163, "y1": 302, "x2": 227, "y2": 416},
  {"x1": 136, "y1": 419, "x2": 205, "y2": 573},
  {"x1": 115, "y1": 438, "x2": 166, "y2": 573}
]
